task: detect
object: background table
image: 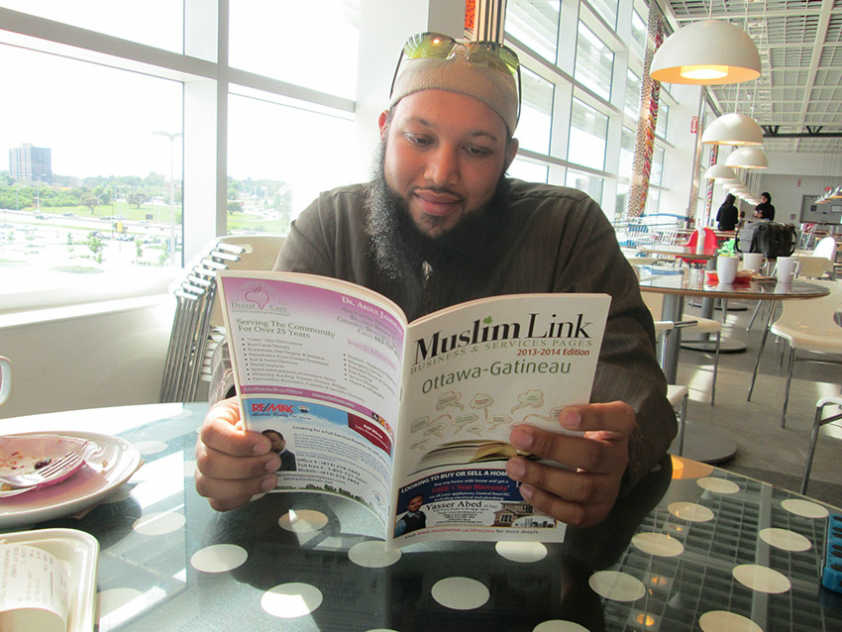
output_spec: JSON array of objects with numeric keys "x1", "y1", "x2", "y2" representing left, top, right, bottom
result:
[
  {"x1": 639, "y1": 268, "x2": 830, "y2": 383},
  {"x1": 2, "y1": 403, "x2": 841, "y2": 631},
  {"x1": 638, "y1": 269, "x2": 829, "y2": 464}
]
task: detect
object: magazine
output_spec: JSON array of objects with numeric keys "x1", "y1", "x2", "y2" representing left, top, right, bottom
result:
[{"x1": 217, "y1": 270, "x2": 610, "y2": 547}]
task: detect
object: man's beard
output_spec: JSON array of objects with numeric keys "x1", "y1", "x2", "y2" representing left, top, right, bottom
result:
[{"x1": 365, "y1": 139, "x2": 511, "y2": 282}]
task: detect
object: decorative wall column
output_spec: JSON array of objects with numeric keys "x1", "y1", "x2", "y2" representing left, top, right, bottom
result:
[
  {"x1": 467, "y1": 0, "x2": 507, "y2": 42},
  {"x1": 628, "y1": 6, "x2": 664, "y2": 218}
]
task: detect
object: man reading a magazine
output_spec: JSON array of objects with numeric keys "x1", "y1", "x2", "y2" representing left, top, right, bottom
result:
[{"x1": 195, "y1": 32, "x2": 676, "y2": 528}]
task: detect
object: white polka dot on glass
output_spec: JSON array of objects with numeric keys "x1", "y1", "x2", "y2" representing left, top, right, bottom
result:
[
  {"x1": 348, "y1": 540, "x2": 401, "y2": 568},
  {"x1": 631, "y1": 532, "x2": 684, "y2": 557},
  {"x1": 668, "y1": 501, "x2": 714, "y2": 523},
  {"x1": 697, "y1": 477, "x2": 740, "y2": 494},
  {"x1": 759, "y1": 528, "x2": 811, "y2": 552},
  {"x1": 97, "y1": 587, "x2": 143, "y2": 619},
  {"x1": 134, "y1": 440, "x2": 168, "y2": 455},
  {"x1": 132, "y1": 511, "x2": 185, "y2": 536},
  {"x1": 780, "y1": 498, "x2": 829, "y2": 519},
  {"x1": 261, "y1": 582, "x2": 323, "y2": 618},
  {"x1": 278, "y1": 509, "x2": 328, "y2": 533},
  {"x1": 190, "y1": 544, "x2": 248, "y2": 573},
  {"x1": 533, "y1": 620, "x2": 590, "y2": 632},
  {"x1": 732, "y1": 564, "x2": 791, "y2": 594},
  {"x1": 431, "y1": 577, "x2": 489, "y2": 610},
  {"x1": 588, "y1": 570, "x2": 645, "y2": 602},
  {"x1": 495, "y1": 541, "x2": 548, "y2": 563},
  {"x1": 699, "y1": 610, "x2": 762, "y2": 632}
]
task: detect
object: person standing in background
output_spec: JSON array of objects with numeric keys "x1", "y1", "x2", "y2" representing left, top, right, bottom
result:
[
  {"x1": 715, "y1": 193, "x2": 739, "y2": 231},
  {"x1": 753, "y1": 192, "x2": 775, "y2": 221}
]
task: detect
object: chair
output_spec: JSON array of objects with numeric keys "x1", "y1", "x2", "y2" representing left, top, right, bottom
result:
[
  {"x1": 679, "y1": 227, "x2": 717, "y2": 266},
  {"x1": 793, "y1": 255, "x2": 834, "y2": 280},
  {"x1": 651, "y1": 319, "x2": 690, "y2": 456},
  {"x1": 643, "y1": 291, "x2": 722, "y2": 405},
  {"x1": 160, "y1": 234, "x2": 285, "y2": 402},
  {"x1": 813, "y1": 236, "x2": 837, "y2": 262},
  {"x1": 746, "y1": 252, "x2": 835, "y2": 334},
  {"x1": 753, "y1": 280, "x2": 842, "y2": 427},
  {"x1": 801, "y1": 395, "x2": 842, "y2": 494}
]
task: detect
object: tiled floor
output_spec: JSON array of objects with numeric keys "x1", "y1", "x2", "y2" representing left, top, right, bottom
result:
[{"x1": 673, "y1": 297, "x2": 842, "y2": 507}]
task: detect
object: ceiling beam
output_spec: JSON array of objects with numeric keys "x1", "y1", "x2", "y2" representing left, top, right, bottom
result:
[
  {"x1": 796, "y1": 0, "x2": 834, "y2": 151},
  {"x1": 762, "y1": 125, "x2": 842, "y2": 138}
]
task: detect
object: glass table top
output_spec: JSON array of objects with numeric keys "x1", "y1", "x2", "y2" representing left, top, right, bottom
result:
[
  {"x1": 1, "y1": 403, "x2": 841, "y2": 631},
  {"x1": 637, "y1": 266, "x2": 830, "y2": 301}
]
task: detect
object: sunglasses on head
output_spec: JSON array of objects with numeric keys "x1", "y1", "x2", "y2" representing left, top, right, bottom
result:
[{"x1": 388, "y1": 32, "x2": 522, "y2": 125}]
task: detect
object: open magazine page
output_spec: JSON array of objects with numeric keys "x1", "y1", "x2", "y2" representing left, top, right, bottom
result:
[
  {"x1": 218, "y1": 271, "x2": 407, "y2": 527},
  {"x1": 391, "y1": 293, "x2": 611, "y2": 545}
]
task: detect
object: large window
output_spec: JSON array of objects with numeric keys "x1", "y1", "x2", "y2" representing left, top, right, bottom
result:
[
  {"x1": 619, "y1": 127, "x2": 635, "y2": 179},
  {"x1": 656, "y1": 102, "x2": 670, "y2": 140},
  {"x1": 229, "y1": 1, "x2": 359, "y2": 100},
  {"x1": 0, "y1": 0, "x2": 184, "y2": 53},
  {"x1": 647, "y1": 147, "x2": 665, "y2": 212},
  {"x1": 504, "y1": 0, "x2": 560, "y2": 64},
  {"x1": 566, "y1": 170, "x2": 604, "y2": 205},
  {"x1": 587, "y1": 0, "x2": 618, "y2": 29},
  {"x1": 651, "y1": 147, "x2": 664, "y2": 188},
  {"x1": 574, "y1": 21, "x2": 614, "y2": 101},
  {"x1": 0, "y1": 44, "x2": 183, "y2": 292},
  {"x1": 509, "y1": 157, "x2": 549, "y2": 183},
  {"x1": 517, "y1": 68, "x2": 555, "y2": 154},
  {"x1": 1, "y1": 2, "x2": 361, "y2": 306},
  {"x1": 227, "y1": 94, "x2": 358, "y2": 234},
  {"x1": 568, "y1": 99, "x2": 607, "y2": 171},
  {"x1": 625, "y1": 70, "x2": 641, "y2": 120},
  {"x1": 504, "y1": 0, "x2": 660, "y2": 221},
  {"x1": 631, "y1": 10, "x2": 647, "y2": 57}
]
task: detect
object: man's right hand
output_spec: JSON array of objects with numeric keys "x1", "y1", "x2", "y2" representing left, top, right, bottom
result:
[{"x1": 195, "y1": 397, "x2": 280, "y2": 511}]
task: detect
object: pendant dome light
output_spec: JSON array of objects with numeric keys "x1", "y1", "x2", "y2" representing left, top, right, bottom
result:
[
  {"x1": 650, "y1": 20, "x2": 761, "y2": 85},
  {"x1": 702, "y1": 113, "x2": 763, "y2": 146},
  {"x1": 725, "y1": 146, "x2": 768, "y2": 169},
  {"x1": 704, "y1": 163, "x2": 738, "y2": 181}
]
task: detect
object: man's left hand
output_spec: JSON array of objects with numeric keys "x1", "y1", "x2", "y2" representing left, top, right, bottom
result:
[{"x1": 505, "y1": 401, "x2": 635, "y2": 528}]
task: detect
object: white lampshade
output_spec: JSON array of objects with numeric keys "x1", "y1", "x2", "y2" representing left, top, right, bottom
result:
[
  {"x1": 705, "y1": 163, "x2": 738, "y2": 181},
  {"x1": 650, "y1": 20, "x2": 761, "y2": 85},
  {"x1": 702, "y1": 113, "x2": 763, "y2": 146},
  {"x1": 725, "y1": 146, "x2": 768, "y2": 169}
]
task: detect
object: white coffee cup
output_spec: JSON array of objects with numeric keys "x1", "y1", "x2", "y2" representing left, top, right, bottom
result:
[
  {"x1": 717, "y1": 256, "x2": 738, "y2": 285},
  {"x1": 776, "y1": 256, "x2": 798, "y2": 282},
  {"x1": 742, "y1": 252, "x2": 764, "y2": 273},
  {"x1": 0, "y1": 356, "x2": 10, "y2": 406}
]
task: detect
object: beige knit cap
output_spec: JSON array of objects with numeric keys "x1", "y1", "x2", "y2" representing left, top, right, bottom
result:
[{"x1": 389, "y1": 49, "x2": 519, "y2": 134}]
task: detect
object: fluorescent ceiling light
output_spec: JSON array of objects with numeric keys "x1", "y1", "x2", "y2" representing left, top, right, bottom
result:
[{"x1": 650, "y1": 20, "x2": 761, "y2": 85}]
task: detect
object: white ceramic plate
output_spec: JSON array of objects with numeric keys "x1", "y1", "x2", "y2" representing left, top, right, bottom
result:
[
  {"x1": 0, "y1": 434, "x2": 93, "y2": 498},
  {"x1": 0, "y1": 527, "x2": 98, "y2": 632},
  {"x1": 0, "y1": 431, "x2": 142, "y2": 528}
]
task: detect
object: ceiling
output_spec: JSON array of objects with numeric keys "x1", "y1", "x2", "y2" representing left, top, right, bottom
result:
[{"x1": 659, "y1": 0, "x2": 842, "y2": 155}]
